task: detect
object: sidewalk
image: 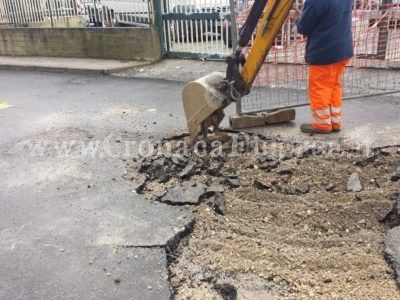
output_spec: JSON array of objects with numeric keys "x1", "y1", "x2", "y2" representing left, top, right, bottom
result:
[
  {"x1": 115, "y1": 59, "x2": 400, "y2": 149},
  {"x1": 0, "y1": 56, "x2": 149, "y2": 75},
  {"x1": 115, "y1": 58, "x2": 226, "y2": 82}
]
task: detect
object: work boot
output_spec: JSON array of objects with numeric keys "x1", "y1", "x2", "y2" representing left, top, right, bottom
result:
[{"x1": 300, "y1": 124, "x2": 332, "y2": 134}]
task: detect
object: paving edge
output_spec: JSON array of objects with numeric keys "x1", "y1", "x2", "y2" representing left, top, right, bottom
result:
[{"x1": 0, "y1": 63, "x2": 150, "y2": 75}]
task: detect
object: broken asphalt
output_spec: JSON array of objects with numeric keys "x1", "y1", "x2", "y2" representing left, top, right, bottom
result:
[{"x1": 0, "y1": 62, "x2": 399, "y2": 298}]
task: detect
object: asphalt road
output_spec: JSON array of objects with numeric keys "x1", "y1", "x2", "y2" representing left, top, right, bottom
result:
[
  {"x1": 0, "y1": 69, "x2": 399, "y2": 299},
  {"x1": 0, "y1": 70, "x2": 193, "y2": 299}
]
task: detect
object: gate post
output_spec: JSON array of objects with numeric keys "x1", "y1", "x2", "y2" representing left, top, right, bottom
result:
[
  {"x1": 151, "y1": 0, "x2": 166, "y2": 56},
  {"x1": 229, "y1": 0, "x2": 238, "y2": 51}
]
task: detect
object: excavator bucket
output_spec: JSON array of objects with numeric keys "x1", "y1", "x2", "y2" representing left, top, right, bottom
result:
[
  {"x1": 182, "y1": 0, "x2": 295, "y2": 138},
  {"x1": 182, "y1": 72, "x2": 230, "y2": 138}
]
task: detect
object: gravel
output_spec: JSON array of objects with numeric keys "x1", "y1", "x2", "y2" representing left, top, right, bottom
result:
[{"x1": 124, "y1": 132, "x2": 400, "y2": 299}]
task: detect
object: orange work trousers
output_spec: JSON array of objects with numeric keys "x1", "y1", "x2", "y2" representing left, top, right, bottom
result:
[{"x1": 308, "y1": 59, "x2": 349, "y2": 132}]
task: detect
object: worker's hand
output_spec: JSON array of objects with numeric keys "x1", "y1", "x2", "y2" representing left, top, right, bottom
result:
[{"x1": 288, "y1": 8, "x2": 301, "y2": 21}]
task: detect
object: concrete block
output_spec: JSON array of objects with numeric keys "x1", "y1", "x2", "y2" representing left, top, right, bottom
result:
[
  {"x1": 265, "y1": 108, "x2": 296, "y2": 124},
  {"x1": 230, "y1": 114, "x2": 266, "y2": 129},
  {"x1": 230, "y1": 108, "x2": 296, "y2": 130}
]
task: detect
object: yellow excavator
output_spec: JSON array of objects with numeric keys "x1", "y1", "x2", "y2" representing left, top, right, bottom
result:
[{"x1": 182, "y1": 0, "x2": 296, "y2": 137}]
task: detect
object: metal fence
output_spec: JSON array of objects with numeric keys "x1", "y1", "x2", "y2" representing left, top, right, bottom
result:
[
  {"x1": 0, "y1": 0, "x2": 151, "y2": 28},
  {"x1": 239, "y1": 0, "x2": 400, "y2": 114},
  {"x1": 159, "y1": 0, "x2": 235, "y2": 58},
  {"x1": 156, "y1": 0, "x2": 400, "y2": 113}
]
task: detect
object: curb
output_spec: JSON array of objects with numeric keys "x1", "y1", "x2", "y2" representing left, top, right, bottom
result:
[{"x1": 0, "y1": 62, "x2": 150, "y2": 75}]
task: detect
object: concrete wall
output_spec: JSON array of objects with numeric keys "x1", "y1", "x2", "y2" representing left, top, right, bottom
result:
[{"x1": 0, "y1": 28, "x2": 161, "y2": 62}]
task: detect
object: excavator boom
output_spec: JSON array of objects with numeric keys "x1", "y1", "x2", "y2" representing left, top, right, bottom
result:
[
  {"x1": 182, "y1": 0, "x2": 296, "y2": 138},
  {"x1": 241, "y1": 0, "x2": 296, "y2": 90}
]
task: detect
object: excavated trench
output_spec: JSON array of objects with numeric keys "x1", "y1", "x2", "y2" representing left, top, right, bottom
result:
[{"x1": 124, "y1": 131, "x2": 400, "y2": 299}]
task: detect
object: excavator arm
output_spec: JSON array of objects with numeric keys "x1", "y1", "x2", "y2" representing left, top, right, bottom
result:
[
  {"x1": 182, "y1": 0, "x2": 296, "y2": 138},
  {"x1": 241, "y1": 0, "x2": 296, "y2": 91}
]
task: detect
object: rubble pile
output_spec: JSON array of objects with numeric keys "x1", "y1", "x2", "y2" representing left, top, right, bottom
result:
[{"x1": 124, "y1": 132, "x2": 400, "y2": 299}]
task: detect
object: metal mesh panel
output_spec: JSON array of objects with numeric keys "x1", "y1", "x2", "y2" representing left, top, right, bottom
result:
[{"x1": 239, "y1": 0, "x2": 400, "y2": 114}]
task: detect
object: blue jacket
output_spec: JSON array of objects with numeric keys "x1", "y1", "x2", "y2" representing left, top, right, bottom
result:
[{"x1": 296, "y1": 0, "x2": 354, "y2": 65}]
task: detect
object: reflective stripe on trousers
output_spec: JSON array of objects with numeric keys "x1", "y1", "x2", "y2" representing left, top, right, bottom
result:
[
  {"x1": 312, "y1": 108, "x2": 332, "y2": 126},
  {"x1": 308, "y1": 59, "x2": 349, "y2": 131},
  {"x1": 331, "y1": 106, "x2": 342, "y2": 129}
]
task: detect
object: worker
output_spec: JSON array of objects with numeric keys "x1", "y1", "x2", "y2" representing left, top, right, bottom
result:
[{"x1": 291, "y1": 0, "x2": 354, "y2": 134}]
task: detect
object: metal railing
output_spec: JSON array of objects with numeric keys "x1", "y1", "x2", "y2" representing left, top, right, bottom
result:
[{"x1": 0, "y1": 0, "x2": 151, "y2": 28}]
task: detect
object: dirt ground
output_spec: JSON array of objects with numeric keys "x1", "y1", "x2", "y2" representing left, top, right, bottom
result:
[{"x1": 126, "y1": 132, "x2": 400, "y2": 299}]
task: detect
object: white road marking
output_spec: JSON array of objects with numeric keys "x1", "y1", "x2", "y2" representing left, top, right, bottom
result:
[{"x1": 0, "y1": 101, "x2": 13, "y2": 110}]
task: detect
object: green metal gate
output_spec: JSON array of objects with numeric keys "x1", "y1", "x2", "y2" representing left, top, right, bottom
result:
[{"x1": 155, "y1": 0, "x2": 237, "y2": 59}]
